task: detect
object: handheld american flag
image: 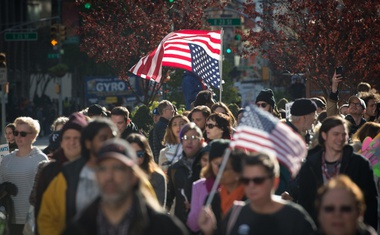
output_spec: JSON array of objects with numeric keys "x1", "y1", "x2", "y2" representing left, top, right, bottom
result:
[
  {"x1": 230, "y1": 104, "x2": 307, "y2": 178},
  {"x1": 129, "y1": 30, "x2": 221, "y2": 89}
]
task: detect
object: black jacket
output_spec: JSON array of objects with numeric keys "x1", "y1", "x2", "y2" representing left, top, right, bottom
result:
[
  {"x1": 298, "y1": 145, "x2": 378, "y2": 229},
  {"x1": 151, "y1": 117, "x2": 169, "y2": 163},
  {"x1": 120, "y1": 121, "x2": 139, "y2": 139},
  {"x1": 63, "y1": 193, "x2": 188, "y2": 235},
  {"x1": 166, "y1": 150, "x2": 202, "y2": 225}
]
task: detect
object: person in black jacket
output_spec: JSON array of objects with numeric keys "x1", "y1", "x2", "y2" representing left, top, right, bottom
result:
[
  {"x1": 297, "y1": 115, "x2": 378, "y2": 229},
  {"x1": 151, "y1": 100, "x2": 175, "y2": 162},
  {"x1": 166, "y1": 123, "x2": 204, "y2": 227},
  {"x1": 64, "y1": 138, "x2": 188, "y2": 235},
  {"x1": 110, "y1": 106, "x2": 139, "y2": 139}
]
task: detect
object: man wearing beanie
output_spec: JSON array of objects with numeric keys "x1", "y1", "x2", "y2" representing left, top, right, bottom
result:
[
  {"x1": 286, "y1": 98, "x2": 317, "y2": 143},
  {"x1": 256, "y1": 88, "x2": 281, "y2": 118},
  {"x1": 32, "y1": 112, "x2": 88, "y2": 234}
]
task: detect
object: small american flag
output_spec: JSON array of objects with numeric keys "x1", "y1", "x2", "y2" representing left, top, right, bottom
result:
[
  {"x1": 230, "y1": 104, "x2": 307, "y2": 178},
  {"x1": 129, "y1": 30, "x2": 221, "y2": 89}
]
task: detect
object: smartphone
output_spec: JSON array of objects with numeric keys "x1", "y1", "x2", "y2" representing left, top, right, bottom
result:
[{"x1": 335, "y1": 66, "x2": 344, "y2": 79}]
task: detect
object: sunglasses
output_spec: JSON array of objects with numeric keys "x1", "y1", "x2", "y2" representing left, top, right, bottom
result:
[
  {"x1": 322, "y1": 205, "x2": 354, "y2": 214},
  {"x1": 136, "y1": 150, "x2": 145, "y2": 158},
  {"x1": 205, "y1": 123, "x2": 218, "y2": 129},
  {"x1": 13, "y1": 131, "x2": 32, "y2": 137},
  {"x1": 181, "y1": 135, "x2": 200, "y2": 141},
  {"x1": 256, "y1": 103, "x2": 268, "y2": 108},
  {"x1": 239, "y1": 175, "x2": 272, "y2": 185}
]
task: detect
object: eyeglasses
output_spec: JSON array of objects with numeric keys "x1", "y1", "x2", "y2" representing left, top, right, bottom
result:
[
  {"x1": 322, "y1": 205, "x2": 354, "y2": 214},
  {"x1": 13, "y1": 131, "x2": 33, "y2": 137},
  {"x1": 239, "y1": 175, "x2": 273, "y2": 185},
  {"x1": 181, "y1": 135, "x2": 200, "y2": 141},
  {"x1": 136, "y1": 150, "x2": 145, "y2": 158},
  {"x1": 256, "y1": 102, "x2": 268, "y2": 108},
  {"x1": 205, "y1": 123, "x2": 218, "y2": 129},
  {"x1": 349, "y1": 102, "x2": 362, "y2": 108}
]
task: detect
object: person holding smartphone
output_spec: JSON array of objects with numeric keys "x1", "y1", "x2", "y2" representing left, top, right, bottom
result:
[{"x1": 326, "y1": 66, "x2": 367, "y2": 137}]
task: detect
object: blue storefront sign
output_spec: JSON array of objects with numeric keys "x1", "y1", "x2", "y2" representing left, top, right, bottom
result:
[{"x1": 84, "y1": 77, "x2": 142, "y2": 107}]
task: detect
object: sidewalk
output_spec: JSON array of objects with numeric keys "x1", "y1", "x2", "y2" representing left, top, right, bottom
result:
[{"x1": 34, "y1": 135, "x2": 50, "y2": 149}]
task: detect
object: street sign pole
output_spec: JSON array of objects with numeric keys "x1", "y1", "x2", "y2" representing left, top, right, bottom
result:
[{"x1": 0, "y1": 68, "x2": 7, "y2": 145}]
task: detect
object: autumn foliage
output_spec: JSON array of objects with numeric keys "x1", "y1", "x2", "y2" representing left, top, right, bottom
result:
[
  {"x1": 242, "y1": 0, "x2": 380, "y2": 95},
  {"x1": 77, "y1": 0, "x2": 220, "y2": 105}
]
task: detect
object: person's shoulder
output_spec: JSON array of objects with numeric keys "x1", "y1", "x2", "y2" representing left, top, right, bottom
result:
[{"x1": 147, "y1": 207, "x2": 188, "y2": 234}]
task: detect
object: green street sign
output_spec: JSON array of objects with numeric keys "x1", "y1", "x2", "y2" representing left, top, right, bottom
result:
[
  {"x1": 48, "y1": 53, "x2": 60, "y2": 59},
  {"x1": 4, "y1": 32, "x2": 38, "y2": 41},
  {"x1": 207, "y1": 18, "x2": 241, "y2": 26}
]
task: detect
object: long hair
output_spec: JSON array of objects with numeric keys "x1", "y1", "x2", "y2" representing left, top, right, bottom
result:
[
  {"x1": 126, "y1": 133, "x2": 164, "y2": 176},
  {"x1": 318, "y1": 115, "x2": 349, "y2": 147},
  {"x1": 211, "y1": 102, "x2": 237, "y2": 127},
  {"x1": 162, "y1": 115, "x2": 190, "y2": 145}
]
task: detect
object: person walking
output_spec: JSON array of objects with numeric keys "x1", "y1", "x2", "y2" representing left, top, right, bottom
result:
[
  {"x1": 297, "y1": 115, "x2": 378, "y2": 229},
  {"x1": 0, "y1": 117, "x2": 48, "y2": 235},
  {"x1": 63, "y1": 138, "x2": 188, "y2": 235},
  {"x1": 38, "y1": 118, "x2": 117, "y2": 235}
]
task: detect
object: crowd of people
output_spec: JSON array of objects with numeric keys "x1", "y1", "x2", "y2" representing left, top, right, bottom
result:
[{"x1": 0, "y1": 73, "x2": 379, "y2": 235}]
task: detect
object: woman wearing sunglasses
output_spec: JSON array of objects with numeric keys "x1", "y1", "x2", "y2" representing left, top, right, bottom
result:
[
  {"x1": 0, "y1": 117, "x2": 48, "y2": 235},
  {"x1": 205, "y1": 113, "x2": 233, "y2": 142},
  {"x1": 315, "y1": 175, "x2": 376, "y2": 235},
  {"x1": 126, "y1": 133, "x2": 167, "y2": 207},
  {"x1": 158, "y1": 114, "x2": 190, "y2": 173},
  {"x1": 199, "y1": 151, "x2": 316, "y2": 235}
]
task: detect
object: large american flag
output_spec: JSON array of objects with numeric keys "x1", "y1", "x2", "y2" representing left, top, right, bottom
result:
[
  {"x1": 230, "y1": 104, "x2": 307, "y2": 178},
  {"x1": 129, "y1": 30, "x2": 221, "y2": 89}
]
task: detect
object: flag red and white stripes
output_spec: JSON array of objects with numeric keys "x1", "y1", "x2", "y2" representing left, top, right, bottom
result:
[
  {"x1": 230, "y1": 104, "x2": 307, "y2": 178},
  {"x1": 130, "y1": 30, "x2": 221, "y2": 86}
]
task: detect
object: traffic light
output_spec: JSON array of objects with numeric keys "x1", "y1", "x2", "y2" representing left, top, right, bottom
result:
[
  {"x1": 50, "y1": 24, "x2": 59, "y2": 46},
  {"x1": 234, "y1": 34, "x2": 241, "y2": 40},
  {"x1": 226, "y1": 47, "x2": 232, "y2": 54},
  {"x1": 84, "y1": 2, "x2": 91, "y2": 9},
  {"x1": 59, "y1": 24, "x2": 67, "y2": 42}
]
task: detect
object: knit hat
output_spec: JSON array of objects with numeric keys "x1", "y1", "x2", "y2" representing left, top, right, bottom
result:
[
  {"x1": 60, "y1": 112, "x2": 88, "y2": 138},
  {"x1": 256, "y1": 89, "x2": 276, "y2": 108},
  {"x1": 291, "y1": 98, "x2": 317, "y2": 116},
  {"x1": 97, "y1": 138, "x2": 137, "y2": 167},
  {"x1": 209, "y1": 139, "x2": 231, "y2": 161},
  {"x1": 348, "y1": 95, "x2": 366, "y2": 109}
]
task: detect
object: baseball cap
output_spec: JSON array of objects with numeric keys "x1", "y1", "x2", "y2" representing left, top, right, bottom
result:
[
  {"x1": 153, "y1": 107, "x2": 160, "y2": 115},
  {"x1": 96, "y1": 138, "x2": 137, "y2": 167}
]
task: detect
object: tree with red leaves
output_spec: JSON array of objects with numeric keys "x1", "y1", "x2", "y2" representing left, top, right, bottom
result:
[
  {"x1": 241, "y1": 0, "x2": 380, "y2": 96},
  {"x1": 78, "y1": 0, "x2": 220, "y2": 105}
]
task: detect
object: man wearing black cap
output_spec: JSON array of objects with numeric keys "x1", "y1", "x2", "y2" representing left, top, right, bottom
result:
[
  {"x1": 255, "y1": 88, "x2": 281, "y2": 118},
  {"x1": 63, "y1": 139, "x2": 188, "y2": 235},
  {"x1": 286, "y1": 98, "x2": 317, "y2": 144}
]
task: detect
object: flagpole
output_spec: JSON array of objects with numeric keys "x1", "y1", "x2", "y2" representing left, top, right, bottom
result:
[
  {"x1": 219, "y1": 28, "x2": 224, "y2": 102},
  {"x1": 205, "y1": 148, "x2": 231, "y2": 207}
]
